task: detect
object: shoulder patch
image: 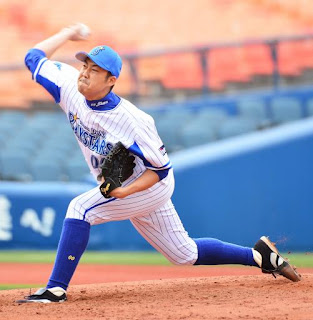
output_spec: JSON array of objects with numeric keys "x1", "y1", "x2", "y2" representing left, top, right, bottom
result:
[
  {"x1": 54, "y1": 62, "x2": 62, "y2": 70},
  {"x1": 159, "y1": 145, "x2": 167, "y2": 156}
]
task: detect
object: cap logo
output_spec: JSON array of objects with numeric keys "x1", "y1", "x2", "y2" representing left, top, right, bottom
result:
[{"x1": 91, "y1": 46, "x2": 106, "y2": 56}]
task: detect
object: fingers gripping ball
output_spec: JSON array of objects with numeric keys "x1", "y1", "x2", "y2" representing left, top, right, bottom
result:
[
  {"x1": 77, "y1": 23, "x2": 90, "y2": 38},
  {"x1": 99, "y1": 142, "x2": 136, "y2": 198}
]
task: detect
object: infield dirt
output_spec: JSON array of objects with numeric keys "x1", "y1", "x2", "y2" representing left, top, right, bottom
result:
[{"x1": 0, "y1": 265, "x2": 312, "y2": 320}]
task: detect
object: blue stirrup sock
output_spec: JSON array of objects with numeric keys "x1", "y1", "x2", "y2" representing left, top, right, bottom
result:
[
  {"x1": 47, "y1": 218, "x2": 90, "y2": 290},
  {"x1": 194, "y1": 238, "x2": 258, "y2": 266}
]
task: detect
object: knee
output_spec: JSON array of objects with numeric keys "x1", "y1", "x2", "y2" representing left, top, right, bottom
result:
[
  {"x1": 66, "y1": 197, "x2": 88, "y2": 221},
  {"x1": 170, "y1": 252, "x2": 198, "y2": 266}
]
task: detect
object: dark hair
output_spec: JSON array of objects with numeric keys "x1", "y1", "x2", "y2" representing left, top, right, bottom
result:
[
  {"x1": 105, "y1": 71, "x2": 113, "y2": 79},
  {"x1": 105, "y1": 71, "x2": 115, "y2": 92}
]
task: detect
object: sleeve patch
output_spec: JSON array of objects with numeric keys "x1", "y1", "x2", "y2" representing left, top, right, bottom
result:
[{"x1": 159, "y1": 145, "x2": 167, "y2": 156}]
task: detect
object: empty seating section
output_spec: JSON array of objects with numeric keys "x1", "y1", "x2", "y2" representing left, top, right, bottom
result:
[
  {"x1": 161, "y1": 54, "x2": 204, "y2": 90},
  {"x1": 1, "y1": 0, "x2": 313, "y2": 106},
  {"x1": 236, "y1": 99, "x2": 271, "y2": 127},
  {"x1": 270, "y1": 97, "x2": 303, "y2": 123},
  {"x1": 216, "y1": 117, "x2": 259, "y2": 140},
  {"x1": 0, "y1": 111, "x2": 88, "y2": 181},
  {"x1": 306, "y1": 98, "x2": 313, "y2": 117},
  {"x1": 1, "y1": 91, "x2": 313, "y2": 181}
]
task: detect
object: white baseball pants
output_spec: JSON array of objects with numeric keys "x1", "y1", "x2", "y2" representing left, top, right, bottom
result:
[{"x1": 65, "y1": 170, "x2": 198, "y2": 265}]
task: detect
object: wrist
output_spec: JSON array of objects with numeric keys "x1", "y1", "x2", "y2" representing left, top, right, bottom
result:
[{"x1": 60, "y1": 27, "x2": 76, "y2": 39}]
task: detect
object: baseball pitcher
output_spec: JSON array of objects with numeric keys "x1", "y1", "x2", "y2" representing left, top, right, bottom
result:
[{"x1": 17, "y1": 24, "x2": 300, "y2": 303}]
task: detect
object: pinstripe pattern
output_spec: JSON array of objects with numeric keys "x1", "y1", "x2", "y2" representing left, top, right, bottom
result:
[
  {"x1": 130, "y1": 201, "x2": 198, "y2": 265},
  {"x1": 66, "y1": 170, "x2": 175, "y2": 223},
  {"x1": 31, "y1": 55, "x2": 198, "y2": 265},
  {"x1": 65, "y1": 170, "x2": 198, "y2": 264}
]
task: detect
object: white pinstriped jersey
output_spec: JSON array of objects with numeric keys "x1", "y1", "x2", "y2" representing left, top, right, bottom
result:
[{"x1": 25, "y1": 49, "x2": 172, "y2": 183}]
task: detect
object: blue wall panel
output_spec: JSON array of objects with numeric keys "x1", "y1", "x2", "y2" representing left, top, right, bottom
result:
[{"x1": 172, "y1": 133, "x2": 313, "y2": 251}]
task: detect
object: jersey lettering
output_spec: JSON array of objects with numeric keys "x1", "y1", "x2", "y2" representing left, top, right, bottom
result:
[{"x1": 69, "y1": 111, "x2": 113, "y2": 156}]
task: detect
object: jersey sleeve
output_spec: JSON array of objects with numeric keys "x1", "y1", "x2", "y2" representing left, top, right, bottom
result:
[
  {"x1": 24, "y1": 48, "x2": 79, "y2": 109},
  {"x1": 127, "y1": 122, "x2": 172, "y2": 179}
]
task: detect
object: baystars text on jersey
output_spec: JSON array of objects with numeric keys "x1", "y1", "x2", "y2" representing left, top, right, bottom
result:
[{"x1": 69, "y1": 111, "x2": 113, "y2": 156}]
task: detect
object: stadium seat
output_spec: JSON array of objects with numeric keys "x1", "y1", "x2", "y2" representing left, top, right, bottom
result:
[
  {"x1": 0, "y1": 151, "x2": 31, "y2": 181},
  {"x1": 0, "y1": 134, "x2": 6, "y2": 146},
  {"x1": 270, "y1": 97, "x2": 303, "y2": 124},
  {"x1": 156, "y1": 109, "x2": 193, "y2": 152},
  {"x1": 195, "y1": 107, "x2": 228, "y2": 128},
  {"x1": 29, "y1": 158, "x2": 63, "y2": 181},
  {"x1": 242, "y1": 44, "x2": 273, "y2": 76},
  {"x1": 8, "y1": 137, "x2": 38, "y2": 154},
  {"x1": 45, "y1": 136, "x2": 78, "y2": 153},
  {"x1": 180, "y1": 122, "x2": 216, "y2": 148},
  {"x1": 143, "y1": 108, "x2": 165, "y2": 125},
  {"x1": 306, "y1": 98, "x2": 313, "y2": 117},
  {"x1": 236, "y1": 99, "x2": 271, "y2": 127},
  {"x1": 216, "y1": 117, "x2": 258, "y2": 140},
  {"x1": 0, "y1": 111, "x2": 27, "y2": 124},
  {"x1": 162, "y1": 54, "x2": 203, "y2": 90},
  {"x1": 38, "y1": 148, "x2": 68, "y2": 162},
  {"x1": 0, "y1": 119, "x2": 22, "y2": 134},
  {"x1": 64, "y1": 158, "x2": 91, "y2": 182},
  {"x1": 277, "y1": 41, "x2": 302, "y2": 76}
]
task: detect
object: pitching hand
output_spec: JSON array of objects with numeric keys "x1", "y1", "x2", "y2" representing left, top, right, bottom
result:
[{"x1": 63, "y1": 23, "x2": 91, "y2": 41}]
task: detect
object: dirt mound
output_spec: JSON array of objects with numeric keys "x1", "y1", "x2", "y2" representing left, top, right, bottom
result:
[{"x1": 1, "y1": 273, "x2": 313, "y2": 320}]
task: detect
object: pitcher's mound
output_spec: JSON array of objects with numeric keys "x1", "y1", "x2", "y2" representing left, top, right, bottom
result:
[{"x1": 1, "y1": 274, "x2": 313, "y2": 320}]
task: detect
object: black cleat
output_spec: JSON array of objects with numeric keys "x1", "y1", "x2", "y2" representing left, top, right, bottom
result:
[
  {"x1": 253, "y1": 236, "x2": 301, "y2": 282},
  {"x1": 16, "y1": 287, "x2": 67, "y2": 303}
]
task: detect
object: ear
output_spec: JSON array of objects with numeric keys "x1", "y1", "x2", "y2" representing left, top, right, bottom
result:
[{"x1": 108, "y1": 76, "x2": 117, "y2": 86}]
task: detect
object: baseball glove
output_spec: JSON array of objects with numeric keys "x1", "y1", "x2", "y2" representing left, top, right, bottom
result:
[{"x1": 98, "y1": 142, "x2": 135, "y2": 198}]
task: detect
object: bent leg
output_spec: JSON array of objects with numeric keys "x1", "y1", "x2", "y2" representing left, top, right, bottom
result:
[
  {"x1": 130, "y1": 200, "x2": 198, "y2": 265},
  {"x1": 131, "y1": 199, "x2": 257, "y2": 267}
]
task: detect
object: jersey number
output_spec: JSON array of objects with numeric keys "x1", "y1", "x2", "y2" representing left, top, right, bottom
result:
[{"x1": 90, "y1": 155, "x2": 105, "y2": 169}]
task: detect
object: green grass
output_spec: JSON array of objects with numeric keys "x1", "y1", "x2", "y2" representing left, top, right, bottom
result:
[
  {"x1": 0, "y1": 284, "x2": 42, "y2": 291},
  {"x1": 0, "y1": 250, "x2": 312, "y2": 267},
  {"x1": 283, "y1": 253, "x2": 313, "y2": 268},
  {"x1": 0, "y1": 250, "x2": 171, "y2": 265}
]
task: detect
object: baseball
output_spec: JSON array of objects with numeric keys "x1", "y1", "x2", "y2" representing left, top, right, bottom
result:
[{"x1": 78, "y1": 23, "x2": 90, "y2": 38}]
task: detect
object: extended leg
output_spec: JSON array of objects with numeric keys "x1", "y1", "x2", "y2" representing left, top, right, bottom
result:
[{"x1": 194, "y1": 238, "x2": 257, "y2": 266}]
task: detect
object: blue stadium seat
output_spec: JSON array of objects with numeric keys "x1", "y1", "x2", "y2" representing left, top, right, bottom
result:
[
  {"x1": 29, "y1": 158, "x2": 63, "y2": 181},
  {"x1": 156, "y1": 109, "x2": 194, "y2": 152},
  {"x1": 181, "y1": 122, "x2": 216, "y2": 148},
  {"x1": 44, "y1": 137, "x2": 78, "y2": 153},
  {"x1": 8, "y1": 138, "x2": 38, "y2": 155},
  {"x1": 0, "y1": 111, "x2": 27, "y2": 125},
  {"x1": 0, "y1": 151, "x2": 31, "y2": 181},
  {"x1": 193, "y1": 107, "x2": 228, "y2": 127},
  {"x1": 32, "y1": 111, "x2": 65, "y2": 120},
  {"x1": 143, "y1": 108, "x2": 165, "y2": 125},
  {"x1": 64, "y1": 158, "x2": 91, "y2": 181},
  {"x1": 270, "y1": 97, "x2": 303, "y2": 123},
  {"x1": 237, "y1": 99, "x2": 271, "y2": 127},
  {"x1": 306, "y1": 98, "x2": 313, "y2": 117},
  {"x1": 37, "y1": 148, "x2": 68, "y2": 162},
  {"x1": 216, "y1": 117, "x2": 258, "y2": 139},
  {"x1": 29, "y1": 111, "x2": 68, "y2": 130},
  {"x1": 0, "y1": 121, "x2": 22, "y2": 134},
  {"x1": 0, "y1": 134, "x2": 6, "y2": 146}
]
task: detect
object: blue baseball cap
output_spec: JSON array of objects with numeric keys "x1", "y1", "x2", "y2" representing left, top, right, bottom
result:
[{"x1": 75, "y1": 45, "x2": 122, "y2": 78}]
